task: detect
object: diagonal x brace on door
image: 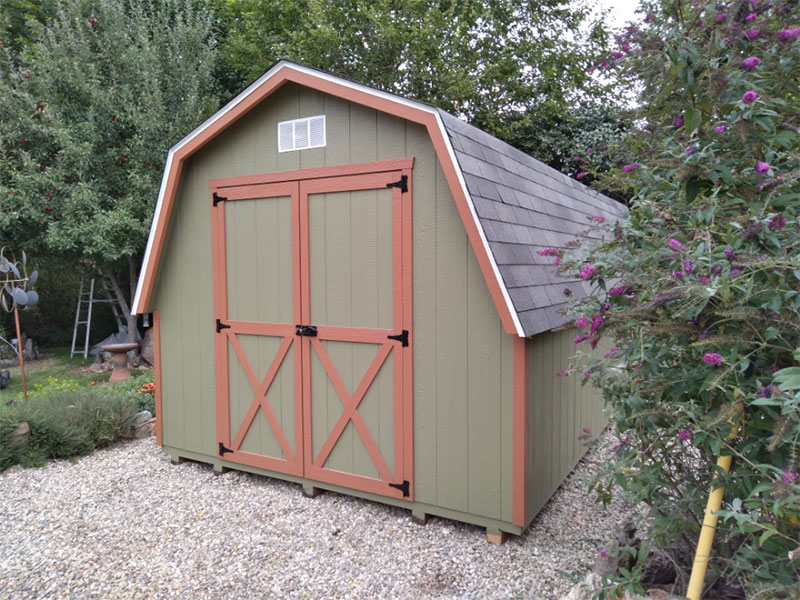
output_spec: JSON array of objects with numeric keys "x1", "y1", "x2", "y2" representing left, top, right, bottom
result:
[
  {"x1": 309, "y1": 339, "x2": 394, "y2": 482},
  {"x1": 228, "y1": 333, "x2": 296, "y2": 462}
]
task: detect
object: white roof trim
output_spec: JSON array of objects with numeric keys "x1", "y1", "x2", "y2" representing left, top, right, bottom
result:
[{"x1": 133, "y1": 61, "x2": 525, "y2": 337}]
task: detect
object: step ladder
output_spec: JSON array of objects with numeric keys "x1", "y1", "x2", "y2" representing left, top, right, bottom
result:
[{"x1": 70, "y1": 277, "x2": 127, "y2": 359}]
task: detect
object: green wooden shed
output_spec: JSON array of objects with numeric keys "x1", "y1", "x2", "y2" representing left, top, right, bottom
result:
[{"x1": 133, "y1": 61, "x2": 626, "y2": 541}]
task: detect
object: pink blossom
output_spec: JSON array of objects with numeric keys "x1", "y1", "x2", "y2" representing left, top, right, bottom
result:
[
  {"x1": 673, "y1": 271, "x2": 683, "y2": 280},
  {"x1": 742, "y1": 90, "x2": 758, "y2": 104},
  {"x1": 742, "y1": 56, "x2": 761, "y2": 69},
  {"x1": 609, "y1": 285, "x2": 626, "y2": 296},
  {"x1": 783, "y1": 471, "x2": 799, "y2": 484},
  {"x1": 537, "y1": 248, "x2": 560, "y2": 256},
  {"x1": 556, "y1": 365, "x2": 573, "y2": 377},
  {"x1": 678, "y1": 429, "x2": 694, "y2": 441},
  {"x1": 715, "y1": 13, "x2": 728, "y2": 23},
  {"x1": 590, "y1": 315, "x2": 604, "y2": 334},
  {"x1": 667, "y1": 238, "x2": 686, "y2": 252},
  {"x1": 756, "y1": 161, "x2": 770, "y2": 173},
  {"x1": 674, "y1": 116, "x2": 684, "y2": 128},
  {"x1": 573, "y1": 333, "x2": 588, "y2": 344},
  {"x1": 745, "y1": 12, "x2": 757, "y2": 22},
  {"x1": 603, "y1": 348, "x2": 618, "y2": 359},
  {"x1": 582, "y1": 427, "x2": 591, "y2": 434},
  {"x1": 777, "y1": 28, "x2": 800, "y2": 42},
  {"x1": 703, "y1": 353, "x2": 723, "y2": 366},
  {"x1": 576, "y1": 316, "x2": 589, "y2": 329},
  {"x1": 589, "y1": 338, "x2": 599, "y2": 349},
  {"x1": 580, "y1": 263, "x2": 596, "y2": 280},
  {"x1": 714, "y1": 124, "x2": 726, "y2": 134},
  {"x1": 553, "y1": 256, "x2": 561, "y2": 266},
  {"x1": 684, "y1": 260, "x2": 693, "y2": 274},
  {"x1": 609, "y1": 51, "x2": 623, "y2": 59},
  {"x1": 684, "y1": 145, "x2": 697, "y2": 155},
  {"x1": 744, "y1": 28, "x2": 761, "y2": 40},
  {"x1": 731, "y1": 268, "x2": 742, "y2": 277},
  {"x1": 699, "y1": 330, "x2": 708, "y2": 340},
  {"x1": 576, "y1": 171, "x2": 587, "y2": 180},
  {"x1": 768, "y1": 213, "x2": 786, "y2": 231},
  {"x1": 724, "y1": 248, "x2": 736, "y2": 260},
  {"x1": 622, "y1": 162, "x2": 640, "y2": 173},
  {"x1": 588, "y1": 215, "x2": 606, "y2": 223}
]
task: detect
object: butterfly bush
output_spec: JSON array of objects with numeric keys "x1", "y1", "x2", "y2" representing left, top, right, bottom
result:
[{"x1": 559, "y1": 0, "x2": 800, "y2": 594}]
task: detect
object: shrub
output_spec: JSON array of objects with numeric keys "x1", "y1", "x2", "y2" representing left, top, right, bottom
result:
[
  {"x1": 0, "y1": 388, "x2": 141, "y2": 471},
  {"x1": 562, "y1": 0, "x2": 800, "y2": 596}
]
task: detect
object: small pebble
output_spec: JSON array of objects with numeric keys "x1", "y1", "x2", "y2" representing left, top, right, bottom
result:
[{"x1": 0, "y1": 433, "x2": 626, "y2": 599}]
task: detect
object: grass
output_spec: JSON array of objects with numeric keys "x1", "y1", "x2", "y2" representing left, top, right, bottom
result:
[{"x1": 0, "y1": 346, "x2": 110, "y2": 403}]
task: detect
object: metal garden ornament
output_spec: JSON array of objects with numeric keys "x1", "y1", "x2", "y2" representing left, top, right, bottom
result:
[{"x1": 0, "y1": 248, "x2": 40, "y2": 400}]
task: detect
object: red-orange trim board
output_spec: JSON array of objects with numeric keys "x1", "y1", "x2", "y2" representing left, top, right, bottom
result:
[{"x1": 132, "y1": 61, "x2": 522, "y2": 337}]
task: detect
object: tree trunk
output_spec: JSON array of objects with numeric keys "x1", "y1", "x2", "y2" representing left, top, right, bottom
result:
[{"x1": 102, "y1": 265, "x2": 138, "y2": 347}]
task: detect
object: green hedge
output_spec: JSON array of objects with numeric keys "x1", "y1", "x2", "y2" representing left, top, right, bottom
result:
[{"x1": 0, "y1": 388, "x2": 150, "y2": 471}]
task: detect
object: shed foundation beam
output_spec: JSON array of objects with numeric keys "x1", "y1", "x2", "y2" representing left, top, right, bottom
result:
[
  {"x1": 302, "y1": 484, "x2": 323, "y2": 498},
  {"x1": 486, "y1": 528, "x2": 508, "y2": 545},
  {"x1": 411, "y1": 509, "x2": 428, "y2": 525}
]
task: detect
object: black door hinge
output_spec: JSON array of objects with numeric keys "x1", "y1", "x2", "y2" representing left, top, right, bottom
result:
[
  {"x1": 213, "y1": 192, "x2": 227, "y2": 207},
  {"x1": 387, "y1": 330, "x2": 409, "y2": 347},
  {"x1": 388, "y1": 480, "x2": 410, "y2": 497},
  {"x1": 216, "y1": 319, "x2": 231, "y2": 333},
  {"x1": 386, "y1": 175, "x2": 408, "y2": 193},
  {"x1": 219, "y1": 442, "x2": 233, "y2": 456},
  {"x1": 296, "y1": 325, "x2": 318, "y2": 337}
]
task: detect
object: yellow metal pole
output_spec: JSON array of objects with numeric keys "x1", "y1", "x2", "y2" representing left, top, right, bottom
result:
[
  {"x1": 686, "y1": 402, "x2": 742, "y2": 600},
  {"x1": 686, "y1": 454, "x2": 733, "y2": 600}
]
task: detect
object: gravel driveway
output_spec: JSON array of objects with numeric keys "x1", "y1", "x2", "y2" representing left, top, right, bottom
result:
[{"x1": 0, "y1": 434, "x2": 624, "y2": 599}]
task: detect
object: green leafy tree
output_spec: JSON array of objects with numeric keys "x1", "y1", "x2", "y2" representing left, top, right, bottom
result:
[
  {"x1": 217, "y1": 0, "x2": 612, "y2": 143},
  {"x1": 0, "y1": 0, "x2": 220, "y2": 341},
  {"x1": 556, "y1": 0, "x2": 800, "y2": 595}
]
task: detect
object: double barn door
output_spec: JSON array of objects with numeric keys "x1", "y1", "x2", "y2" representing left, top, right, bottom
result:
[{"x1": 210, "y1": 159, "x2": 413, "y2": 500}]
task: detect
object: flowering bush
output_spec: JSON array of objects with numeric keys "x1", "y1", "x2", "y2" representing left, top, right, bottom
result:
[{"x1": 563, "y1": 0, "x2": 800, "y2": 595}]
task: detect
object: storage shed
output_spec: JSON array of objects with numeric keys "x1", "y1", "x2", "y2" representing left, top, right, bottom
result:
[{"x1": 133, "y1": 61, "x2": 626, "y2": 540}]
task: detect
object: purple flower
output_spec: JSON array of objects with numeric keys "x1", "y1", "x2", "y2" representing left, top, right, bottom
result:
[
  {"x1": 724, "y1": 248, "x2": 736, "y2": 260},
  {"x1": 768, "y1": 213, "x2": 786, "y2": 231},
  {"x1": 742, "y1": 90, "x2": 758, "y2": 104},
  {"x1": 703, "y1": 353, "x2": 723, "y2": 366},
  {"x1": 556, "y1": 366, "x2": 572, "y2": 377},
  {"x1": 684, "y1": 260, "x2": 694, "y2": 274},
  {"x1": 668, "y1": 238, "x2": 686, "y2": 252},
  {"x1": 603, "y1": 348, "x2": 618, "y2": 359},
  {"x1": 622, "y1": 162, "x2": 640, "y2": 173},
  {"x1": 742, "y1": 56, "x2": 761, "y2": 69},
  {"x1": 588, "y1": 215, "x2": 606, "y2": 223},
  {"x1": 699, "y1": 330, "x2": 708, "y2": 340},
  {"x1": 777, "y1": 28, "x2": 800, "y2": 42},
  {"x1": 700, "y1": 276, "x2": 709, "y2": 284},
  {"x1": 714, "y1": 124, "x2": 726, "y2": 134},
  {"x1": 744, "y1": 28, "x2": 761, "y2": 40},
  {"x1": 582, "y1": 427, "x2": 591, "y2": 434},
  {"x1": 553, "y1": 256, "x2": 561, "y2": 266},
  {"x1": 537, "y1": 247, "x2": 560, "y2": 256},
  {"x1": 589, "y1": 338, "x2": 599, "y2": 349},
  {"x1": 746, "y1": 12, "x2": 757, "y2": 22},
  {"x1": 609, "y1": 51, "x2": 623, "y2": 59},
  {"x1": 783, "y1": 471, "x2": 799, "y2": 484},
  {"x1": 580, "y1": 263, "x2": 597, "y2": 280},
  {"x1": 576, "y1": 171, "x2": 587, "y2": 180},
  {"x1": 673, "y1": 271, "x2": 684, "y2": 280},
  {"x1": 674, "y1": 116, "x2": 684, "y2": 128},
  {"x1": 590, "y1": 315, "x2": 604, "y2": 334},
  {"x1": 684, "y1": 145, "x2": 697, "y2": 155},
  {"x1": 731, "y1": 268, "x2": 743, "y2": 277},
  {"x1": 756, "y1": 161, "x2": 770, "y2": 173},
  {"x1": 609, "y1": 285, "x2": 627, "y2": 296},
  {"x1": 716, "y1": 13, "x2": 728, "y2": 23},
  {"x1": 583, "y1": 371, "x2": 591, "y2": 378},
  {"x1": 576, "y1": 316, "x2": 589, "y2": 329},
  {"x1": 759, "y1": 385, "x2": 773, "y2": 398},
  {"x1": 678, "y1": 429, "x2": 694, "y2": 441},
  {"x1": 573, "y1": 333, "x2": 588, "y2": 344}
]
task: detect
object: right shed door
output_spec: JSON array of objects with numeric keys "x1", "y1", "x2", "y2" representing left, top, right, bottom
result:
[{"x1": 211, "y1": 160, "x2": 414, "y2": 501}]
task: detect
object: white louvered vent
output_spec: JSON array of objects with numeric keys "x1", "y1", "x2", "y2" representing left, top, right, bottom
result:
[{"x1": 278, "y1": 115, "x2": 326, "y2": 152}]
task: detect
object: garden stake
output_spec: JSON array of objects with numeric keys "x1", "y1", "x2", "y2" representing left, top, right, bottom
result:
[
  {"x1": 13, "y1": 305, "x2": 27, "y2": 401},
  {"x1": 686, "y1": 402, "x2": 742, "y2": 600}
]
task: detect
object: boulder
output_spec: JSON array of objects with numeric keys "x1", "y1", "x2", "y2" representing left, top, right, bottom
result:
[
  {"x1": 10, "y1": 421, "x2": 30, "y2": 445},
  {"x1": 131, "y1": 410, "x2": 154, "y2": 439}
]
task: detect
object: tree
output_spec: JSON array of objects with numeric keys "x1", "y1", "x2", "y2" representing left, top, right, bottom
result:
[
  {"x1": 0, "y1": 0, "x2": 220, "y2": 342},
  {"x1": 216, "y1": 0, "x2": 613, "y2": 143},
  {"x1": 559, "y1": 0, "x2": 800, "y2": 595}
]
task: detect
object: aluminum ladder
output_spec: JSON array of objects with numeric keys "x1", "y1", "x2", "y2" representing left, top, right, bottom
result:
[{"x1": 69, "y1": 277, "x2": 127, "y2": 359}]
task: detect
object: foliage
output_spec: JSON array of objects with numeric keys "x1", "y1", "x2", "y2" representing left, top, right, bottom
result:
[
  {"x1": 557, "y1": 0, "x2": 800, "y2": 594},
  {"x1": 216, "y1": 0, "x2": 612, "y2": 143},
  {"x1": 0, "y1": 388, "x2": 141, "y2": 471},
  {"x1": 0, "y1": 0, "x2": 221, "y2": 329},
  {"x1": 18, "y1": 375, "x2": 80, "y2": 400}
]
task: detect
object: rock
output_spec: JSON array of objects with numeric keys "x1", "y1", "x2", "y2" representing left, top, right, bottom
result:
[
  {"x1": 9, "y1": 422, "x2": 30, "y2": 445},
  {"x1": 0, "y1": 369, "x2": 10, "y2": 390},
  {"x1": 131, "y1": 411, "x2": 154, "y2": 439},
  {"x1": 23, "y1": 338, "x2": 38, "y2": 360},
  {"x1": 140, "y1": 328, "x2": 155, "y2": 366},
  {"x1": 594, "y1": 521, "x2": 640, "y2": 575}
]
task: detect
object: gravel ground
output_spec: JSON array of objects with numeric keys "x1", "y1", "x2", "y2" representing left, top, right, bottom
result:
[{"x1": 0, "y1": 433, "x2": 626, "y2": 599}]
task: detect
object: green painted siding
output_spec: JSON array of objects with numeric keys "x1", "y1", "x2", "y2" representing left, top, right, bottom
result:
[
  {"x1": 525, "y1": 328, "x2": 608, "y2": 522},
  {"x1": 152, "y1": 82, "x2": 514, "y2": 523}
]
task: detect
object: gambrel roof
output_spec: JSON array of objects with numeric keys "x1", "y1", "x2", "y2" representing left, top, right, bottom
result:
[{"x1": 133, "y1": 60, "x2": 626, "y2": 337}]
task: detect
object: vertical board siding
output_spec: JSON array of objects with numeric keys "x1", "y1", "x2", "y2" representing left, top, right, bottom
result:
[
  {"x1": 154, "y1": 82, "x2": 513, "y2": 522},
  {"x1": 525, "y1": 328, "x2": 607, "y2": 522}
]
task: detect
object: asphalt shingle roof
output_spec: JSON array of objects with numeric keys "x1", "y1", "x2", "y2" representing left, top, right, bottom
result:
[{"x1": 437, "y1": 109, "x2": 627, "y2": 337}]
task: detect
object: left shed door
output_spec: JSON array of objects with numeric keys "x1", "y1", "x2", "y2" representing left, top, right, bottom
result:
[{"x1": 211, "y1": 181, "x2": 304, "y2": 476}]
